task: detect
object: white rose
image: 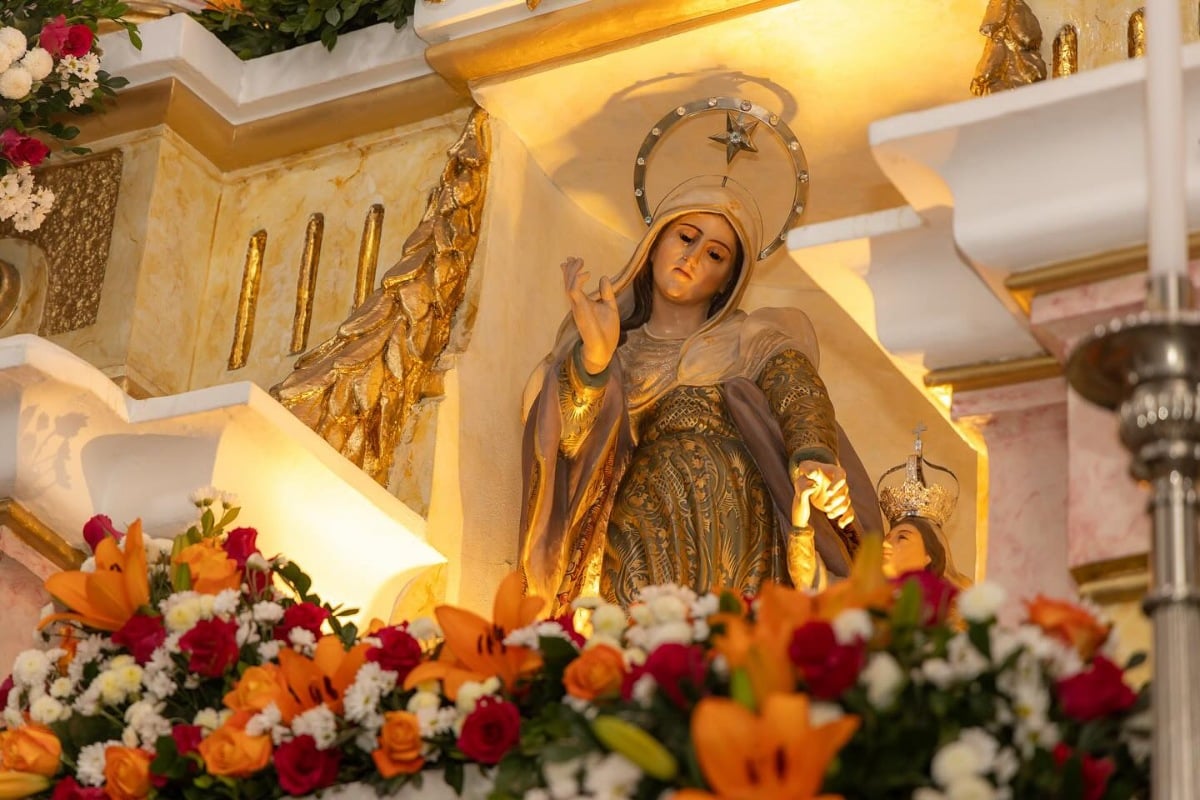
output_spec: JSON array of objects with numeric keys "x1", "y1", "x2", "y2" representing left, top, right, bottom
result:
[
  {"x1": 455, "y1": 680, "x2": 493, "y2": 714},
  {"x1": 21, "y1": 48, "x2": 52, "y2": 82},
  {"x1": 957, "y1": 583, "x2": 1007, "y2": 623},
  {"x1": 832, "y1": 608, "x2": 873, "y2": 645},
  {"x1": 944, "y1": 775, "x2": 998, "y2": 800},
  {"x1": 0, "y1": 27, "x2": 27, "y2": 60},
  {"x1": 931, "y1": 740, "x2": 986, "y2": 787},
  {"x1": 645, "y1": 620, "x2": 694, "y2": 650},
  {"x1": 0, "y1": 66, "x2": 32, "y2": 100},
  {"x1": 860, "y1": 652, "x2": 905, "y2": 709},
  {"x1": 591, "y1": 604, "x2": 627, "y2": 639}
]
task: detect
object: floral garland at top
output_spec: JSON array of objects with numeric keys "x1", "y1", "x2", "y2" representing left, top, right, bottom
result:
[{"x1": 0, "y1": 1, "x2": 137, "y2": 232}]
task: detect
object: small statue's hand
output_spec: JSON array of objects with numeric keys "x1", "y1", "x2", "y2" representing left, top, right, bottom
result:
[
  {"x1": 562, "y1": 257, "x2": 620, "y2": 375},
  {"x1": 792, "y1": 460, "x2": 855, "y2": 530}
]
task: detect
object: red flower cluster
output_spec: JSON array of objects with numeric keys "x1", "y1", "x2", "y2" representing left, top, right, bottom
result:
[
  {"x1": 622, "y1": 642, "x2": 708, "y2": 708},
  {"x1": 275, "y1": 734, "x2": 341, "y2": 795},
  {"x1": 222, "y1": 526, "x2": 268, "y2": 593},
  {"x1": 0, "y1": 130, "x2": 50, "y2": 169},
  {"x1": 1056, "y1": 656, "x2": 1137, "y2": 721},
  {"x1": 275, "y1": 602, "x2": 329, "y2": 642},
  {"x1": 49, "y1": 777, "x2": 105, "y2": 799},
  {"x1": 788, "y1": 620, "x2": 865, "y2": 699},
  {"x1": 366, "y1": 625, "x2": 422, "y2": 682},
  {"x1": 1053, "y1": 743, "x2": 1116, "y2": 800},
  {"x1": 37, "y1": 15, "x2": 94, "y2": 58},
  {"x1": 457, "y1": 696, "x2": 521, "y2": 765},
  {"x1": 179, "y1": 618, "x2": 239, "y2": 677},
  {"x1": 112, "y1": 614, "x2": 167, "y2": 665}
]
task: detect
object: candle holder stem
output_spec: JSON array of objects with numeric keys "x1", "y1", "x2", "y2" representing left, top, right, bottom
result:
[{"x1": 1067, "y1": 279, "x2": 1200, "y2": 799}]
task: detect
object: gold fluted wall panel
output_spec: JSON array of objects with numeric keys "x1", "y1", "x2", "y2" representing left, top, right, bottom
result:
[{"x1": 1030, "y1": 0, "x2": 1198, "y2": 71}]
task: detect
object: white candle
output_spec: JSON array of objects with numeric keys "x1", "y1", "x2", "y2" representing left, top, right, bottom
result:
[{"x1": 1145, "y1": 0, "x2": 1189, "y2": 277}]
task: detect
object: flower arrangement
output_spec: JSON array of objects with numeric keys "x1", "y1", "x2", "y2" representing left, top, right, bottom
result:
[
  {"x1": 190, "y1": 0, "x2": 416, "y2": 61},
  {"x1": 0, "y1": 1, "x2": 137, "y2": 232},
  {"x1": 0, "y1": 495, "x2": 1150, "y2": 799}
]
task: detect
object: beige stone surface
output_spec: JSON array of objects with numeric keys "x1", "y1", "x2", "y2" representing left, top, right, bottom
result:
[{"x1": 1033, "y1": 0, "x2": 1199, "y2": 70}]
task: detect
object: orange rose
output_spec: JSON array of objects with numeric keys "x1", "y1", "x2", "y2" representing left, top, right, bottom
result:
[
  {"x1": 197, "y1": 723, "x2": 272, "y2": 778},
  {"x1": 372, "y1": 711, "x2": 425, "y2": 778},
  {"x1": 563, "y1": 644, "x2": 627, "y2": 701},
  {"x1": 0, "y1": 725, "x2": 60, "y2": 776},
  {"x1": 1027, "y1": 595, "x2": 1110, "y2": 661},
  {"x1": 173, "y1": 539, "x2": 241, "y2": 594},
  {"x1": 103, "y1": 747, "x2": 152, "y2": 800},
  {"x1": 223, "y1": 664, "x2": 292, "y2": 716}
]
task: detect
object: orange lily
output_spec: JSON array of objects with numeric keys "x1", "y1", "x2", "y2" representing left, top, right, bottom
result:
[
  {"x1": 0, "y1": 772, "x2": 51, "y2": 799},
  {"x1": 676, "y1": 694, "x2": 858, "y2": 800},
  {"x1": 712, "y1": 583, "x2": 816, "y2": 704},
  {"x1": 404, "y1": 572, "x2": 544, "y2": 699},
  {"x1": 40, "y1": 521, "x2": 149, "y2": 633},
  {"x1": 814, "y1": 534, "x2": 893, "y2": 620},
  {"x1": 277, "y1": 635, "x2": 369, "y2": 720}
]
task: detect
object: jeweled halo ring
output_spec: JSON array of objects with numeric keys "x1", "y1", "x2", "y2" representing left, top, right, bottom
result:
[{"x1": 632, "y1": 96, "x2": 810, "y2": 260}]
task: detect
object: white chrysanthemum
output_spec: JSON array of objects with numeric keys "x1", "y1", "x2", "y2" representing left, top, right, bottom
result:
[
  {"x1": 29, "y1": 695, "x2": 68, "y2": 724},
  {"x1": 808, "y1": 701, "x2": 846, "y2": 727},
  {"x1": 256, "y1": 639, "x2": 282, "y2": 662},
  {"x1": 914, "y1": 789, "x2": 947, "y2": 800},
  {"x1": 162, "y1": 593, "x2": 206, "y2": 633},
  {"x1": 932, "y1": 740, "x2": 987, "y2": 787},
  {"x1": 0, "y1": 65, "x2": 31, "y2": 100},
  {"x1": 455, "y1": 677, "x2": 501, "y2": 714},
  {"x1": 0, "y1": 27, "x2": 27, "y2": 60},
  {"x1": 946, "y1": 634, "x2": 989, "y2": 681},
  {"x1": 584, "y1": 752, "x2": 642, "y2": 798},
  {"x1": 648, "y1": 594, "x2": 689, "y2": 623},
  {"x1": 861, "y1": 652, "x2": 905, "y2": 709},
  {"x1": 49, "y1": 677, "x2": 73, "y2": 699},
  {"x1": 630, "y1": 674, "x2": 657, "y2": 708},
  {"x1": 21, "y1": 48, "x2": 51, "y2": 82},
  {"x1": 212, "y1": 589, "x2": 240, "y2": 617},
  {"x1": 505, "y1": 620, "x2": 577, "y2": 650},
  {"x1": 125, "y1": 699, "x2": 170, "y2": 747},
  {"x1": 193, "y1": 707, "x2": 222, "y2": 731},
  {"x1": 832, "y1": 608, "x2": 873, "y2": 645},
  {"x1": 957, "y1": 583, "x2": 1007, "y2": 622},
  {"x1": 944, "y1": 775, "x2": 998, "y2": 800},
  {"x1": 345, "y1": 662, "x2": 398, "y2": 724},
  {"x1": 543, "y1": 757, "x2": 581, "y2": 799},
  {"x1": 627, "y1": 603, "x2": 654, "y2": 628},
  {"x1": 408, "y1": 615, "x2": 440, "y2": 641},
  {"x1": 591, "y1": 604, "x2": 627, "y2": 639},
  {"x1": 993, "y1": 746, "x2": 1020, "y2": 785},
  {"x1": 644, "y1": 621, "x2": 694, "y2": 651},
  {"x1": 76, "y1": 740, "x2": 119, "y2": 786},
  {"x1": 920, "y1": 658, "x2": 957, "y2": 690},
  {"x1": 12, "y1": 649, "x2": 50, "y2": 687}
]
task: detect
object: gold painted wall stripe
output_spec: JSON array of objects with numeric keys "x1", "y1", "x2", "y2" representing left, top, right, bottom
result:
[
  {"x1": 0, "y1": 498, "x2": 86, "y2": 570},
  {"x1": 229, "y1": 230, "x2": 267, "y2": 371},
  {"x1": 923, "y1": 354, "x2": 1062, "y2": 393},
  {"x1": 354, "y1": 204, "x2": 384, "y2": 309},
  {"x1": 291, "y1": 214, "x2": 324, "y2": 354},
  {"x1": 1052, "y1": 24, "x2": 1079, "y2": 77}
]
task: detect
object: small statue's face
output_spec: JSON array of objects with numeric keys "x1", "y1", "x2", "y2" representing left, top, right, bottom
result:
[
  {"x1": 883, "y1": 521, "x2": 932, "y2": 578},
  {"x1": 649, "y1": 213, "x2": 739, "y2": 308}
]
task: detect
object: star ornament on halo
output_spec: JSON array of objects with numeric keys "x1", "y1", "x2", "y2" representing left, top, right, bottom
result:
[{"x1": 709, "y1": 112, "x2": 760, "y2": 164}]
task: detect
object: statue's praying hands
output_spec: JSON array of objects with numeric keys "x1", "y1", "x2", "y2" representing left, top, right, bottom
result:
[{"x1": 788, "y1": 461, "x2": 855, "y2": 590}]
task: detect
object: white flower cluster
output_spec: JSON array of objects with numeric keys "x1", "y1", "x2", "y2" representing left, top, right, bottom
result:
[
  {"x1": 527, "y1": 752, "x2": 644, "y2": 800},
  {"x1": 53, "y1": 52, "x2": 100, "y2": 108},
  {"x1": 344, "y1": 661, "x2": 400, "y2": 748},
  {"x1": 623, "y1": 584, "x2": 717, "y2": 652},
  {"x1": 915, "y1": 728, "x2": 1020, "y2": 800},
  {"x1": 0, "y1": 27, "x2": 52, "y2": 101},
  {"x1": 0, "y1": 166, "x2": 54, "y2": 231}
]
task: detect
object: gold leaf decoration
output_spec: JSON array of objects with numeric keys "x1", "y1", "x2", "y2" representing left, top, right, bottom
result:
[
  {"x1": 271, "y1": 109, "x2": 491, "y2": 486},
  {"x1": 970, "y1": 0, "x2": 1048, "y2": 96}
]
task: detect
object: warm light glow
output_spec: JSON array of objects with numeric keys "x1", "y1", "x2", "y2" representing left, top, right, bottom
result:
[{"x1": 928, "y1": 384, "x2": 953, "y2": 410}]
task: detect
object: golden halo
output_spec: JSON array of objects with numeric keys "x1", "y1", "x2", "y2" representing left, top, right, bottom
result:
[{"x1": 632, "y1": 97, "x2": 810, "y2": 260}]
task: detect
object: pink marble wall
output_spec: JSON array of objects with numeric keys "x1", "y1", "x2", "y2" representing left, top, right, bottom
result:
[
  {"x1": 0, "y1": 530, "x2": 56, "y2": 675},
  {"x1": 954, "y1": 379, "x2": 1074, "y2": 614}
]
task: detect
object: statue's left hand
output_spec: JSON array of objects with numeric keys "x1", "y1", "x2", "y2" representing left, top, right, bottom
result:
[{"x1": 792, "y1": 461, "x2": 855, "y2": 530}]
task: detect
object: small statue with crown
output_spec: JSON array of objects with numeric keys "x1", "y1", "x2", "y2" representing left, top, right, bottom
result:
[{"x1": 876, "y1": 425, "x2": 971, "y2": 587}]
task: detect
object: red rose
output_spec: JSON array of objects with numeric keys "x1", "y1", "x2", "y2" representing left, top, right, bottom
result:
[
  {"x1": 81, "y1": 513, "x2": 122, "y2": 553},
  {"x1": 1053, "y1": 743, "x2": 1115, "y2": 800},
  {"x1": 171, "y1": 724, "x2": 203, "y2": 757},
  {"x1": 223, "y1": 527, "x2": 268, "y2": 593},
  {"x1": 894, "y1": 570, "x2": 959, "y2": 625},
  {"x1": 63, "y1": 24, "x2": 94, "y2": 58},
  {"x1": 274, "y1": 734, "x2": 341, "y2": 795},
  {"x1": 457, "y1": 696, "x2": 521, "y2": 765},
  {"x1": 1056, "y1": 656, "x2": 1137, "y2": 721},
  {"x1": 622, "y1": 643, "x2": 707, "y2": 708},
  {"x1": 112, "y1": 614, "x2": 166, "y2": 665},
  {"x1": 0, "y1": 674, "x2": 12, "y2": 709},
  {"x1": 179, "y1": 618, "x2": 239, "y2": 677},
  {"x1": 0, "y1": 130, "x2": 50, "y2": 169},
  {"x1": 275, "y1": 602, "x2": 329, "y2": 642},
  {"x1": 50, "y1": 777, "x2": 105, "y2": 800},
  {"x1": 549, "y1": 611, "x2": 586, "y2": 649},
  {"x1": 788, "y1": 620, "x2": 865, "y2": 699},
  {"x1": 366, "y1": 625, "x2": 422, "y2": 681},
  {"x1": 38, "y1": 15, "x2": 70, "y2": 57}
]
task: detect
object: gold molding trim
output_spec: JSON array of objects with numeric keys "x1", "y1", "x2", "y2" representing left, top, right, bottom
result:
[
  {"x1": 229, "y1": 230, "x2": 267, "y2": 371},
  {"x1": 75, "y1": 74, "x2": 469, "y2": 173},
  {"x1": 923, "y1": 354, "x2": 1062, "y2": 392},
  {"x1": 1071, "y1": 552, "x2": 1147, "y2": 586},
  {"x1": 1004, "y1": 230, "x2": 1200, "y2": 313},
  {"x1": 1071, "y1": 553, "x2": 1148, "y2": 605},
  {"x1": 0, "y1": 498, "x2": 86, "y2": 571},
  {"x1": 424, "y1": 0, "x2": 796, "y2": 91}
]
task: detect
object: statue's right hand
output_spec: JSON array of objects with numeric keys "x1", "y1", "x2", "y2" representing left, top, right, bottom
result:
[{"x1": 562, "y1": 257, "x2": 619, "y2": 375}]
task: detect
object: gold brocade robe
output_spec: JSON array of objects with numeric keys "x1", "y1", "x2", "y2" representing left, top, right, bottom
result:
[{"x1": 558, "y1": 327, "x2": 840, "y2": 606}]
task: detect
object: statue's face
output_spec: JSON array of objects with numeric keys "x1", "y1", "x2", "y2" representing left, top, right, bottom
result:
[
  {"x1": 648, "y1": 213, "x2": 738, "y2": 309},
  {"x1": 883, "y1": 521, "x2": 932, "y2": 578}
]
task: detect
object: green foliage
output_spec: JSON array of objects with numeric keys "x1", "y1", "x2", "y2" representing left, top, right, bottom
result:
[{"x1": 190, "y1": 0, "x2": 417, "y2": 61}]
